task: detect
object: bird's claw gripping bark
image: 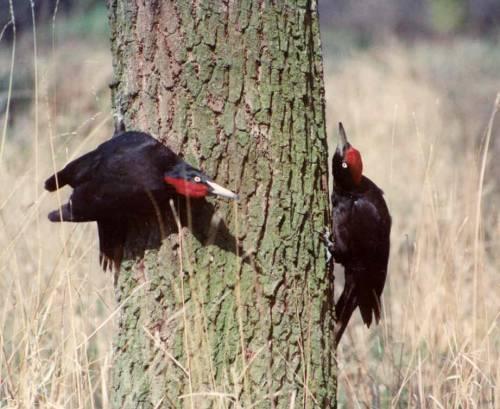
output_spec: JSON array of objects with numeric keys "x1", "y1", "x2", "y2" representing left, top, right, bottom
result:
[{"x1": 319, "y1": 227, "x2": 335, "y2": 264}]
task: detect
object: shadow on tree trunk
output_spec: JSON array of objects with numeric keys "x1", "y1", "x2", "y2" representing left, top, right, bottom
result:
[{"x1": 115, "y1": 197, "x2": 247, "y2": 277}]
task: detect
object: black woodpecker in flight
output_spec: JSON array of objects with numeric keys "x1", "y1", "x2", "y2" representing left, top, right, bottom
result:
[{"x1": 45, "y1": 130, "x2": 238, "y2": 270}]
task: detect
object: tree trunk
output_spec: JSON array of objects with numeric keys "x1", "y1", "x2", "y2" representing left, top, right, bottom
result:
[{"x1": 107, "y1": 1, "x2": 335, "y2": 407}]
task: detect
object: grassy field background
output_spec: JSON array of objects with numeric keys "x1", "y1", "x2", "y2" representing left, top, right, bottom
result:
[{"x1": 0, "y1": 5, "x2": 499, "y2": 408}]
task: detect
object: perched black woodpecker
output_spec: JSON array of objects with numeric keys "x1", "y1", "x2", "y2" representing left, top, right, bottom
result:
[{"x1": 326, "y1": 122, "x2": 391, "y2": 348}]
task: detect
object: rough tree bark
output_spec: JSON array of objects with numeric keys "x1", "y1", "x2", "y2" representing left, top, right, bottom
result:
[{"x1": 107, "y1": 1, "x2": 335, "y2": 407}]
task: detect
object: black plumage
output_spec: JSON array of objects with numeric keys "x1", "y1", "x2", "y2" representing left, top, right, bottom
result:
[
  {"x1": 330, "y1": 123, "x2": 391, "y2": 347},
  {"x1": 45, "y1": 130, "x2": 238, "y2": 270}
]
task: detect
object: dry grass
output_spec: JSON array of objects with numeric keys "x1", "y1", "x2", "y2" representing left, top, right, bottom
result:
[
  {"x1": 325, "y1": 40, "x2": 500, "y2": 408},
  {"x1": 0, "y1": 12, "x2": 499, "y2": 409},
  {"x1": 0, "y1": 29, "x2": 115, "y2": 407}
]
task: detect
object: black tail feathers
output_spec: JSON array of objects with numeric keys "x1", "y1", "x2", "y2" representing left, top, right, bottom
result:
[
  {"x1": 334, "y1": 294, "x2": 357, "y2": 349},
  {"x1": 357, "y1": 288, "x2": 382, "y2": 328},
  {"x1": 334, "y1": 275, "x2": 383, "y2": 348}
]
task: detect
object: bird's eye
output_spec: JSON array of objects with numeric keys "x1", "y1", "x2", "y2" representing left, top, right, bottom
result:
[
  {"x1": 342, "y1": 162, "x2": 348, "y2": 169},
  {"x1": 193, "y1": 176, "x2": 201, "y2": 183}
]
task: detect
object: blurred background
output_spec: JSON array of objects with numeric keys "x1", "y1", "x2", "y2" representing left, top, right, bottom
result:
[{"x1": 0, "y1": 1, "x2": 498, "y2": 407}]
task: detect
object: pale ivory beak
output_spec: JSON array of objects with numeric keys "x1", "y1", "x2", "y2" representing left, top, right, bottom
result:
[
  {"x1": 338, "y1": 122, "x2": 348, "y2": 151},
  {"x1": 206, "y1": 180, "x2": 239, "y2": 200}
]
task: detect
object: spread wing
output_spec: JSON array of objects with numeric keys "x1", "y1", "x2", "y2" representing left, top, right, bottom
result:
[
  {"x1": 44, "y1": 149, "x2": 102, "y2": 191},
  {"x1": 45, "y1": 132, "x2": 176, "y2": 193}
]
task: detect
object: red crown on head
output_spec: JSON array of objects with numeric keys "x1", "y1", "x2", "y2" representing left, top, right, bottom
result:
[{"x1": 346, "y1": 147, "x2": 363, "y2": 185}]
